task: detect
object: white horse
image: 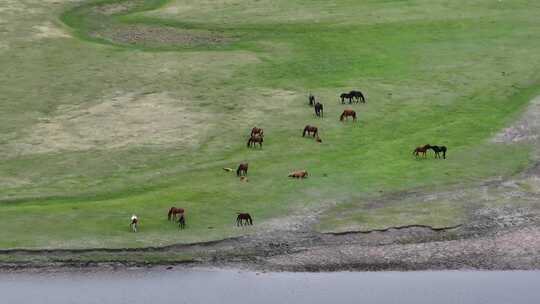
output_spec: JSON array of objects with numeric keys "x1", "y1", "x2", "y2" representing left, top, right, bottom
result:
[{"x1": 130, "y1": 215, "x2": 139, "y2": 232}]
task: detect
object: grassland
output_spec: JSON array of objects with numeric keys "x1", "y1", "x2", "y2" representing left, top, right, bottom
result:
[{"x1": 1, "y1": 0, "x2": 540, "y2": 249}]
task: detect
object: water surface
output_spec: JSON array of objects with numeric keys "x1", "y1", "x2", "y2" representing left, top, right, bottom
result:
[{"x1": 1, "y1": 269, "x2": 538, "y2": 304}]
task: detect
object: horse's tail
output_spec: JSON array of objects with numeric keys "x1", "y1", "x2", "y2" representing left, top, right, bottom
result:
[
  {"x1": 340, "y1": 113, "x2": 344, "y2": 121},
  {"x1": 247, "y1": 138, "x2": 251, "y2": 147},
  {"x1": 442, "y1": 146, "x2": 447, "y2": 159},
  {"x1": 353, "y1": 112, "x2": 357, "y2": 120},
  {"x1": 302, "y1": 127, "x2": 307, "y2": 137},
  {"x1": 167, "y1": 208, "x2": 172, "y2": 221}
]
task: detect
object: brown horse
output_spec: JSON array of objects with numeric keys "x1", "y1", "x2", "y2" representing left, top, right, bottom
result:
[
  {"x1": 413, "y1": 144, "x2": 431, "y2": 158},
  {"x1": 168, "y1": 207, "x2": 185, "y2": 221},
  {"x1": 247, "y1": 135, "x2": 263, "y2": 148},
  {"x1": 237, "y1": 163, "x2": 248, "y2": 176},
  {"x1": 340, "y1": 109, "x2": 356, "y2": 121},
  {"x1": 314, "y1": 102, "x2": 323, "y2": 117},
  {"x1": 303, "y1": 125, "x2": 318, "y2": 137},
  {"x1": 236, "y1": 213, "x2": 253, "y2": 226},
  {"x1": 289, "y1": 170, "x2": 308, "y2": 178},
  {"x1": 251, "y1": 127, "x2": 264, "y2": 138}
]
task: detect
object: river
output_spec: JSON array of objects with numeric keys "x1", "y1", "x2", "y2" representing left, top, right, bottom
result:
[{"x1": 0, "y1": 269, "x2": 539, "y2": 303}]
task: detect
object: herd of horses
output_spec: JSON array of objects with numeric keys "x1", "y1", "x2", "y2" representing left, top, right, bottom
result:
[
  {"x1": 130, "y1": 207, "x2": 252, "y2": 232},
  {"x1": 129, "y1": 89, "x2": 447, "y2": 232},
  {"x1": 413, "y1": 144, "x2": 447, "y2": 159}
]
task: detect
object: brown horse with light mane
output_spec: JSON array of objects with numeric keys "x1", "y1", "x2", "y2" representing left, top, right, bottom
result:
[
  {"x1": 303, "y1": 125, "x2": 318, "y2": 137},
  {"x1": 289, "y1": 170, "x2": 308, "y2": 178},
  {"x1": 340, "y1": 109, "x2": 356, "y2": 121},
  {"x1": 168, "y1": 207, "x2": 185, "y2": 221},
  {"x1": 413, "y1": 144, "x2": 431, "y2": 158}
]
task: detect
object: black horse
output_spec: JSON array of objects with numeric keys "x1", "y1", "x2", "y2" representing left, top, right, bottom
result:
[
  {"x1": 429, "y1": 145, "x2": 447, "y2": 159},
  {"x1": 340, "y1": 93, "x2": 353, "y2": 104},
  {"x1": 236, "y1": 213, "x2": 253, "y2": 226},
  {"x1": 314, "y1": 102, "x2": 323, "y2": 117},
  {"x1": 309, "y1": 94, "x2": 315, "y2": 106},
  {"x1": 178, "y1": 214, "x2": 186, "y2": 229},
  {"x1": 349, "y1": 90, "x2": 366, "y2": 103}
]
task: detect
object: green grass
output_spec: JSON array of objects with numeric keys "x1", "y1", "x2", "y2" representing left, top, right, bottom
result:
[{"x1": 0, "y1": 0, "x2": 540, "y2": 248}]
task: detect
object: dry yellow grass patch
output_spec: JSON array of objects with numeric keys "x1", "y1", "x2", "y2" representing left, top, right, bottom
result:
[{"x1": 8, "y1": 92, "x2": 212, "y2": 155}]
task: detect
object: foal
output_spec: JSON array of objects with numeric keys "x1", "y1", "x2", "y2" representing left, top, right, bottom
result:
[{"x1": 178, "y1": 214, "x2": 186, "y2": 230}]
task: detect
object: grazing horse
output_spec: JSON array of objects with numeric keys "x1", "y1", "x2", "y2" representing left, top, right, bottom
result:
[
  {"x1": 168, "y1": 207, "x2": 185, "y2": 221},
  {"x1": 309, "y1": 94, "x2": 315, "y2": 106},
  {"x1": 340, "y1": 93, "x2": 353, "y2": 104},
  {"x1": 130, "y1": 215, "x2": 139, "y2": 232},
  {"x1": 237, "y1": 163, "x2": 248, "y2": 176},
  {"x1": 251, "y1": 127, "x2": 264, "y2": 138},
  {"x1": 413, "y1": 144, "x2": 431, "y2": 158},
  {"x1": 236, "y1": 213, "x2": 253, "y2": 226},
  {"x1": 349, "y1": 90, "x2": 366, "y2": 103},
  {"x1": 314, "y1": 102, "x2": 324, "y2": 117},
  {"x1": 303, "y1": 125, "x2": 318, "y2": 137},
  {"x1": 247, "y1": 135, "x2": 264, "y2": 148},
  {"x1": 340, "y1": 109, "x2": 356, "y2": 121},
  {"x1": 429, "y1": 145, "x2": 447, "y2": 159},
  {"x1": 289, "y1": 170, "x2": 308, "y2": 178},
  {"x1": 178, "y1": 214, "x2": 186, "y2": 230}
]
